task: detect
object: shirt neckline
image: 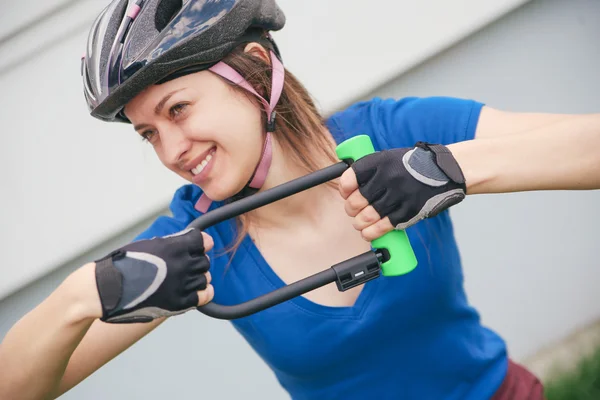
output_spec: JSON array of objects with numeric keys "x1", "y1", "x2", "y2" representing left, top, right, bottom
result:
[{"x1": 241, "y1": 234, "x2": 380, "y2": 319}]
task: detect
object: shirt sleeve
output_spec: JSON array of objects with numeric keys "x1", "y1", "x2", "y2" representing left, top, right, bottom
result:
[
  {"x1": 134, "y1": 215, "x2": 187, "y2": 241},
  {"x1": 369, "y1": 96, "x2": 484, "y2": 150},
  {"x1": 133, "y1": 184, "x2": 200, "y2": 241}
]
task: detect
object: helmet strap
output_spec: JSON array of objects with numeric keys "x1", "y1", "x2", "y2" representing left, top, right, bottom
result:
[{"x1": 194, "y1": 50, "x2": 285, "y2": 213}]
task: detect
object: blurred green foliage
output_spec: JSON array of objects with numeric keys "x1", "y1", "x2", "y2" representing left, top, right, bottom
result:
[{"x1": 544, "y1": 346, "x2": 600, "y2": 400}]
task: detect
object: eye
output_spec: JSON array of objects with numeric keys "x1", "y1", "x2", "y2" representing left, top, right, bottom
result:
[
  {"x1": 169, "y1": 102, "x2": 189, "y2": 119},
  {"x1": 140, "y1": 130, "x2": 158, "y2": 144}
]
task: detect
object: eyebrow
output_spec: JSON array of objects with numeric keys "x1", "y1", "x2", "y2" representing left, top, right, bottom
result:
[{"x1": 133, "y1": 88, "x2": 185, "y2": 131}]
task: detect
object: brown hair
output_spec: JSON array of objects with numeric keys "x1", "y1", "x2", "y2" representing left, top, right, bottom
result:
[{"x1": 216, "y1": 41, "x2": 339, "y2": 262}]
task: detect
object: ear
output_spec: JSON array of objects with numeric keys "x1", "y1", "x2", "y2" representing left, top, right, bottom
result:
[{"x1": 244, "y1": 42, "x2": 271, "y2": 64}]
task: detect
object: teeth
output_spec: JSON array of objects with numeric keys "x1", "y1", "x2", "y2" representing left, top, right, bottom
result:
[{"x1": 191, "y1": 149, "x2": 215, "y2": 175}]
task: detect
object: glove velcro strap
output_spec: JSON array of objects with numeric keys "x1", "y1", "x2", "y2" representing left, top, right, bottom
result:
[
  {"x1": 416, "y1": 142, "x2": 466, "y2": 187},
  {"x1": 95, "y1": 255, "x2": 124, "y2": 316}
]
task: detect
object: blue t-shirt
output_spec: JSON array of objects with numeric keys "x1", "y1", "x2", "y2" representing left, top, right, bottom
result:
[{"x1": 136, "y1": 97, "x2": 507, "y2": 399}]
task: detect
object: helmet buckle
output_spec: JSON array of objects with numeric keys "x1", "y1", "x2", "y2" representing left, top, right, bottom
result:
[{"x1": 267, "y1": 111, "x2": 277, "y2": 132}]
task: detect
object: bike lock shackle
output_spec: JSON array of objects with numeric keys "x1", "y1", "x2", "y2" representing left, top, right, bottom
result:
[{"x1": 188, "y1": 135, "x2": 418, "y2": 320}]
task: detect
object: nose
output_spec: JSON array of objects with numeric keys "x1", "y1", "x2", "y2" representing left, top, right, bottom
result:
[{"x1": 160, "y1": 125, "x2": 192, "y2": 167}]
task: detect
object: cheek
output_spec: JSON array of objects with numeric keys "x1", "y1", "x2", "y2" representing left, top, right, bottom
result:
[
  {"x1": 207, "y1": 95, "x2": 265, "y2": 171},
  {"x1": 153, "y1": 143, "x2": 183, "y2": 175}
]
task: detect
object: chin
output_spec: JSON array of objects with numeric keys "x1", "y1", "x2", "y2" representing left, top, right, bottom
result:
[{"x1": 199, "y1": 181, "x2": 246, "y2": 202}]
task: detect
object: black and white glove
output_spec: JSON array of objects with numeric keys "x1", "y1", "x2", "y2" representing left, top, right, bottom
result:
[
  {"x1": 94, "y1": 228, "x2": 211, "y2": 324},
  {"x1": 352, "y1": 142, "x2": 467, "y2": 230}
]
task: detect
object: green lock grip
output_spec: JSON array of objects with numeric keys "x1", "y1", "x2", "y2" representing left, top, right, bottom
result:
[{"x1": 335, "y1": 135, "x2": 418, "y2": 276}]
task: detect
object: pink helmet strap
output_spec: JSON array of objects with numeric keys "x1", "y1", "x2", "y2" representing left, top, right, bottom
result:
[{"x1": 194, "y1": 50, "x2": 285, "y2": 213}]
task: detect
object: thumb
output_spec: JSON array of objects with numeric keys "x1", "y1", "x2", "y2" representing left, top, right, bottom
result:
[{"x1": 339, "y1": 168, "x2": 359, "y2": 199}]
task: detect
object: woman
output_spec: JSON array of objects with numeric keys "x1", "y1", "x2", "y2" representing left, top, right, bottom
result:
[{"x1": 0, "y1": 0, "x2": 598, "y2": 399}]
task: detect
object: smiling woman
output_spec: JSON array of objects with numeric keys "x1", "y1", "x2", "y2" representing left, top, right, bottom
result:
[{"x1": 1, "y1": 0, "x2": 600, "y2": 400}]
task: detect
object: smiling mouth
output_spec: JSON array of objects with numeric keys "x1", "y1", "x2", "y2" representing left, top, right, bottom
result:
[{"x1": 190, "y1": 147, "x2": 216, "y2": 176}]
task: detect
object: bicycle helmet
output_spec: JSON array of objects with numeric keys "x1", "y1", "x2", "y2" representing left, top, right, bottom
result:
[{"x1": 81, "y1": 0, "x2": 286, "y2": 211}]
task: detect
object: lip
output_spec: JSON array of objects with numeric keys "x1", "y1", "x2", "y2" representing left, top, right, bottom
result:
[
  {"x1": 184, "y1": 146, "x2": 216, "y2": 172},
  {"x1": 191, "y1": 147, "x2": 216, "y2": 185}
]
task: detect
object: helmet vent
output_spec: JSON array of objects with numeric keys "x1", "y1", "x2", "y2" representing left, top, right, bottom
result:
[{"x1": 155, "y1": 0, "x2": 183, "y2": 32}]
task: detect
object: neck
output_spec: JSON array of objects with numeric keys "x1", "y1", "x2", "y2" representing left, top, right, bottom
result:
[{"x1": 247, "y1": 131, "x2": 340, "y2": 230}]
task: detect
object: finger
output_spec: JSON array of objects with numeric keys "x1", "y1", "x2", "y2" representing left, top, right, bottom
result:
[
  {"x1": 197, "y1": 284, "x2": 214, "y2": 306},
  {"x1": 352, "y1": 205, "x2": 382, "y2": 231},
  {"x1": 189, "y1": 232, "x2": 213, "y2": 258},
  {"x1": 338, "y1": 168, "x2": 359, "y2": 199},
  {"x1": 190, "y1": 254, "x2": 210, "y2": 274},
  {"x1": 185, "y1": 272, "x2": 211, "y2": 292},
  {"x1": 360, "y1": 217, "x2": 394, "y2": 242},
  {"x1": 201, "y1": 232, "x2": 214, "y2": 251},
  {"x1": 344, "y1": 189, "x2": 370, "y2": 217},
  {"x1": 185, "y1": 273, "x2": 207, "y2": 291}
]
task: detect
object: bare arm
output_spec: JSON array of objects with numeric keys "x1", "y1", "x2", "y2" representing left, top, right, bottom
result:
[
  {"x1": 0, "y1": 228, "x2": 213, "y2": 400},
  {"x1": 449, "y1": 107, "x2": 600, "y2": 194},
  {"x1": 338, "y1": 106, "x2": 600, "y2": 240},
  {"x1": 0, "y1": 263, "x2": 164, "y2": 400}
]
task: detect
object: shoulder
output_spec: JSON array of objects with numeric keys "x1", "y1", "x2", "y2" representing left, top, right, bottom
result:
[
  {"x1": 326, "y1": 97, "x2": 407, "y2": 149},
  {"x1": 326, "y1": 96, "x2": 484, "y2": 149}
]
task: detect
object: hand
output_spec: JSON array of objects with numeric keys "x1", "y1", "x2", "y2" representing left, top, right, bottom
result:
[
  {"x1": 94, "y1": 228, "x2": 214, "y2": 323},
  {"x1": 339, "y1": 142, "x2": 466, "y2": 241}
]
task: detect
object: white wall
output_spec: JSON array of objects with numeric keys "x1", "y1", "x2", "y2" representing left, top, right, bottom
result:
[
  {"x1": 1, "y1": 0, "x2": 599, "y2": 399},
  {"x1": 0, "y1": 0, "x2": 72, "y2": 41},
  {"x1": 0, "y1": 0, "x2": 527, "y2": 300}
]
